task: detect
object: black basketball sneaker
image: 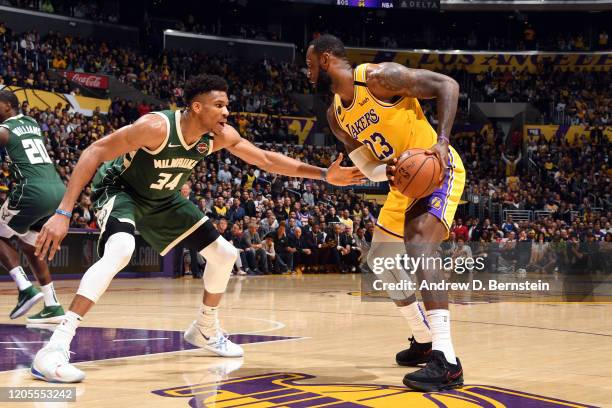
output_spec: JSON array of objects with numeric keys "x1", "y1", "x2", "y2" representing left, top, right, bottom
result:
[
  {"x1": 403, "y1": 350, "x2": 464, "y2": 392},
  {"x1": 396, "y1": 336, "x2": 433, "y2": 366}
]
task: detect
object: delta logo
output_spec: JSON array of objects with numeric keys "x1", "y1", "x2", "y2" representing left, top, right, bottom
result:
[{"x1": 152, "y1": 372, "x2": 595, "y2": 407}]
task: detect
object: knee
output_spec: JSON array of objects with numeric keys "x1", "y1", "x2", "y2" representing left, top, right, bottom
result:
[
  {"x1": 219, "y1": 243, "x2": 239, "y2": 266},
  {"x1": 202, "y1": 237, "x2": 238, "y2": 267},
  {"x1": 105, "y1": 232, "x2": 135, "y2": 268}
]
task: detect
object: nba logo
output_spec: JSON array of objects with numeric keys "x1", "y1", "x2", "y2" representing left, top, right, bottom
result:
[{"x1": 197, "y1": 142, "x2": 208, "y2": 154}]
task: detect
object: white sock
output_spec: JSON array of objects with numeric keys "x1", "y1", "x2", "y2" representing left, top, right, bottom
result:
[
  {"x1": 41, "y1": 282, "x2": 60, "y2": 307},
  {"x1": 49, "y1": 311, "x2": 82, "y2": 349},
  {"x1": 9, "y1": 266, "x2": 32, "y2": 291},
  {"x1": 426, "y1": 309, "x2": 457, "y2": 364},
  {"x1": 399, "y1": 302, "x2": 432, "y2": 343},
  {"x1": 196, "y1": 304, "x2": 218, "y2": 328}
]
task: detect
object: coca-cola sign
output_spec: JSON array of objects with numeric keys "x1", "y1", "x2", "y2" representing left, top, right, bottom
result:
[{"x1": 61, "y1": 71, "x2": 109, "y2": 90}]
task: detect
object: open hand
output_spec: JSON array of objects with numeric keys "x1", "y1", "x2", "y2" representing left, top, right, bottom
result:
[{"x1": 325, "y1": 153, "x2": 366, "y2": 186}]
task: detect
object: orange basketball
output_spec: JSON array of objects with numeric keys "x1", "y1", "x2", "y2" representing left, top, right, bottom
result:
[{"x1": 393, "y1": 148, "x2": 442, "y2": 199}]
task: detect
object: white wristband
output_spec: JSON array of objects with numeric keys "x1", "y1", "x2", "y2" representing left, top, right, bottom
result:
[{"x1": 348, "y1": 145, "x2": 389, "y2": 182}]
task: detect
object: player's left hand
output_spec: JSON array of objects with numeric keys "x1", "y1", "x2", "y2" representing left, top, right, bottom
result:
[
  {"x1": 425, "y1": 141, "x2": 449, "y2": 186},
  {"x1": 325, "y1": 153, "x2": 366, "y2": 186}
]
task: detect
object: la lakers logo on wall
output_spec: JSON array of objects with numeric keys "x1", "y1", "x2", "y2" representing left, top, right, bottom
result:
[{"x1": 152, "y1": 372, "x2": 596, "y2": 407}]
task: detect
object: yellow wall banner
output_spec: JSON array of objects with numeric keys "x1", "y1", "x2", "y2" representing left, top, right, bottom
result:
[
  {"x1": 346, "y1": 48, "x2": 612, "y2": 73},
  {"x1": 524, "y1": 124, "x2": 612, "y2": 143},
  {"x1": 0, "y1": 85, "x2": 110, "y2": 115}
]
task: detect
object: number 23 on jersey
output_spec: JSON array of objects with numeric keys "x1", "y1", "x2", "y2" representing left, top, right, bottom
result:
[{"x1": 362, "y1": 132, "x2": 394, "y2": 160}]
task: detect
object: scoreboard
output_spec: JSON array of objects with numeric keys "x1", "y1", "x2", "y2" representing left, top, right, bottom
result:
[
  {"x1": 284, "y1": 0, "x2": 440, "y2": 10},
  {"x1": 335, "y1": 0, "x2": 395, "y2": 8}
]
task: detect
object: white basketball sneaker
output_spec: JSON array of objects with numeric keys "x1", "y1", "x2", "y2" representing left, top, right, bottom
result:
[
  {"x1": 184, "y1": 321, "x2": 244, "y2": 358},
  {"x1": 31, "y1": 344, "x2": 85, "y2": 383}
]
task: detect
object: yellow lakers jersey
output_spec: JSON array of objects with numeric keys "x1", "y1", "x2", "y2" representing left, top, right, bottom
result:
[{"x1": 333, "y1": 63, "x2": 438, "y2": 161}]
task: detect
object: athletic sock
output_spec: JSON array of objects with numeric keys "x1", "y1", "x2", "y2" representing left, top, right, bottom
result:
[
  {"x1": 41, "y1": 282, "x2": 60, "y2": 307},
  {"x1": 426, "y1": 309, "x2": 457, "y2": 365},
  {"x1": 196, "y1": 304, "x2": 219, "y2": 329},
  {"x1": 9, "y1": 266, "x2": 32, "y2": 291},
  {"x1": 49, "y1": 311, "x2": 82, "y2": 349},
  {"x1": 399, "y1": 302, "x2": 432, "y2": 343}
]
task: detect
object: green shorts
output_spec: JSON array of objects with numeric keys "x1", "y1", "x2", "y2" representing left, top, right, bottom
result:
[
  {"x1": 0, "y1": 181, "x2": 65, "y2": 246},
  {"x1": 93, "y1": 185, "x2": 212, "y2": 256}
]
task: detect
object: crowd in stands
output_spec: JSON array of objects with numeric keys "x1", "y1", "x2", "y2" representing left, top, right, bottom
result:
[
  {"x1": 446, "y1": 214, "x2": 611, "y2": 275},
  {"x1": 3, "y1": 0, "x2": 120, "y2": 23},
  {"x1": 0, "y1": 14, "x2": 608, "y2": 275},
  {"x1": 0, "y1": 25, "x2": 307, "y2": 116},
  {"x1": 1, "y1": 21, "x2": 609, "y2": 127}
]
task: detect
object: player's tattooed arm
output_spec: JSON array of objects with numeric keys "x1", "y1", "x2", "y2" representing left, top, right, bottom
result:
[{"x1": 369, "y1": 62, "x2": 460, "y2": 183}]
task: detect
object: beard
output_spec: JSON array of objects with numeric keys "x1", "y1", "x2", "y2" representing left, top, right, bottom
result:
[{"x1": 315, "y1": 69, "x2": 333, "y2": 96}]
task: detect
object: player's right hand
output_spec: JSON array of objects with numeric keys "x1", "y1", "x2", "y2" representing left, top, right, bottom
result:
[
  {"x1": 35, "y1": 214, "x2": 70, "y2": 261},
  {"x1": 385, "y1": 158, "x2": 398, "y2": 187}
]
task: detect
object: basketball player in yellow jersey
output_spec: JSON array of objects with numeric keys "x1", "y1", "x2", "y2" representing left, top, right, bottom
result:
[{"x1": 306, "y1": 35, "x2": 466, "y2": 392}]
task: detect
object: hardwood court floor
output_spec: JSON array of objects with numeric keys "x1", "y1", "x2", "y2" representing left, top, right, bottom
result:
[{"x1": 0, "y1": 274, "x2": 611, "y2": 407}]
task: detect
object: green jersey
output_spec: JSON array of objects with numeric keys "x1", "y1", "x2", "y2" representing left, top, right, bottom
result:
[
  {"x1": 92, "y1": 110, "x2": 214, "y2": 202},
  {"x1": 0, "y1": 114, "x2": 62, "y2": 184}
]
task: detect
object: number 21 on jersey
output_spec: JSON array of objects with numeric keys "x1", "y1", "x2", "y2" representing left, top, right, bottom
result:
[{"x1": 362, "y1": 132, "x2": 394, "y2": 160}]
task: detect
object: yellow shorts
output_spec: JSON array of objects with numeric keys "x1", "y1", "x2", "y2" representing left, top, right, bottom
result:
[{"x1": 376, "y1": 146, "x2": 465, "y2": 240}]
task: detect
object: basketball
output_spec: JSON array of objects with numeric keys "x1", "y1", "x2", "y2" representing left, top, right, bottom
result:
[{"x1": 393, "y1": 148, "x2": 442, "y2": 199}]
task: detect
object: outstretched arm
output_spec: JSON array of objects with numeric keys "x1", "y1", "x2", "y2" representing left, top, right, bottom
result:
[{"x1": 214, "y1": 124, "x2": 363, "y2": 186}]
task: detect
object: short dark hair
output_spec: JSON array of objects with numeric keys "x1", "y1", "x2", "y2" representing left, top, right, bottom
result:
[
  {"x1": 0, "y1": 90, "x2": 19, "y2": 110},
  {"x1": 183, "y1": 74, "x2": 228, "y2": 104},
  {"x1": 310, "y1": 34, "x2": 346, "y2": 58}
]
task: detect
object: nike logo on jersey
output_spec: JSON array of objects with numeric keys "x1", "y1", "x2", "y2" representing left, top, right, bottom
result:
[{"x1": 167, "y1": 143, "x2": 182, "y2": 148}]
